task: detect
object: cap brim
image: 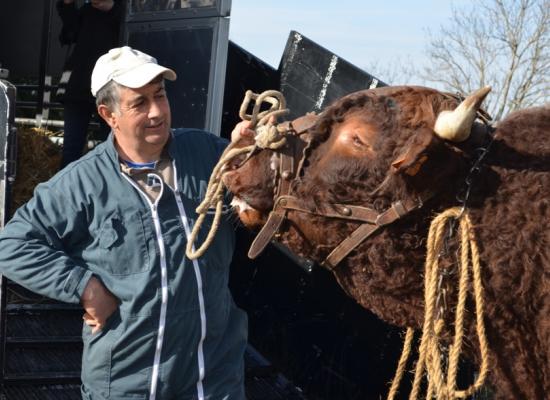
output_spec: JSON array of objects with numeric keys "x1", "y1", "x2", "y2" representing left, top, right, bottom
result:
[{"x1": 113, "y1": 63, "x2": 177, "y2": 89}]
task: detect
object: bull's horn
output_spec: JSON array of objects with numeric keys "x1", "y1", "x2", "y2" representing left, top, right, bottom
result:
[{"x1": 434, "y1": 86, "x2": 491, "y2": 142}]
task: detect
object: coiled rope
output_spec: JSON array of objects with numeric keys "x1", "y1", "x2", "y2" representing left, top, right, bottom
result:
[
  {"x1": 387, "y1": 208, "x2": 489, "y2": 400},
  {"x1": 185, "y1": 90, "x2": 289, "y2": 259}
]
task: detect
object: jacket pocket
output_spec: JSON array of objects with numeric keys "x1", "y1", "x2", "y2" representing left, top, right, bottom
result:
[
  {"x1": 109, "y1": 316, "x2": 155, "y2": 399},
  {"x1": 97, "y1": 211, "x2": 152, "y2": 275},
  {"x1": 81, "y1": 310, "x2": 122, "y2": 399}
]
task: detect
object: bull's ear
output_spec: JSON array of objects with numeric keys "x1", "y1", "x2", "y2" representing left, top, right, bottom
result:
[{"x1": 391, "y1": 128, "x2": 438, "y2": 176}]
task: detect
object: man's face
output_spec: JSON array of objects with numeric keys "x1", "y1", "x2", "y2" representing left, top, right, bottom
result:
[{"x1": 107, "y1": 80, "x2": 172, "y2": 158}]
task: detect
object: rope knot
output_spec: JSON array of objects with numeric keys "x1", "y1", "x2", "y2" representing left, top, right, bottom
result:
[{"x1": 254, "y1": 124, "x2": 287, "y2": 149}]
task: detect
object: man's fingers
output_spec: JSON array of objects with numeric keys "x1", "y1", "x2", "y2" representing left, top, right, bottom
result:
[
  {"x1": 91, "y1": 324, "x2": 103, "y2": 334},
  {"x1": 83, "y1": 313, "x2": 103, "y2": 334},
  {"x1": 83, "y1": 312, "x2": 102, "y2": 331},
  {"x1": 83, "y1": 312, "x2": 94, "y2": 322},
  {"x1": 231, "y1": 120, "x2": 255, "y2": 142},
  {"x1": 241, "y1": 120, "x2": 253, "y2": 130},
  {"x1": 240, "y1": 120, "x2": 254, "y2": 138}
]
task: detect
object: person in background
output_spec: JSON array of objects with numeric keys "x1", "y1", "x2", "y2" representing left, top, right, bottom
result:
[
  {"x1": 0, "y1": 46, "x2": 249, "y2": 399},
  {"x1": 56, "y1": 0, "x2": 122, "y2": 168}
]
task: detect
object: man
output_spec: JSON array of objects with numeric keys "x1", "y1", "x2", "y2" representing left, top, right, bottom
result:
[{"x1": 0, "y1": 46, "x2": 247, "y2": 399}]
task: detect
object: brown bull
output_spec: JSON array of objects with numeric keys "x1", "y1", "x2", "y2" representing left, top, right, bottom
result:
[{"x1": 223, "y1": 86, "x2": 550, "y2": 399}]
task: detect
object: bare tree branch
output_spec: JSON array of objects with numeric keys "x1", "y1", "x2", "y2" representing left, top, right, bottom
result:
[{"x1": 420, "y1": 0, "x2": 549, "y2": 120}]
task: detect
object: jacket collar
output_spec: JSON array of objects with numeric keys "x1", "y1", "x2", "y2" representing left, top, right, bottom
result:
[{"x1": 104, "y1": 130, "x2": 176, "y2": 166}]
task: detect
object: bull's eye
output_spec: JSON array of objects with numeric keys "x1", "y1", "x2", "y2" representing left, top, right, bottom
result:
[{"x1": 353, "y1": 135, "x2": 365, "y2": 147}]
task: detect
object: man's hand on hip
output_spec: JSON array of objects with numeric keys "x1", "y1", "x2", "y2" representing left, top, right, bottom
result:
[{"x1": 81, "y1": 276, "x2": 119, "y2": 334}]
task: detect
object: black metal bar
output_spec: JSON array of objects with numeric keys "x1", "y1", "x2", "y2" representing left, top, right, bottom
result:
[
  {"x1": 1, "y1": 384, "x2": 82, "y2": 400},
  {"x1": 14, "y1": 84, "x2": 58, "y2": 91},
  {"x1": 6, "y1": 336, "x2": 82, "y2": 346},
  {"x1": 16, "y1": 101, "x2": 63, "y2": 109},
  {"x1": 0, "y1": 80, "x2": 17, "y2": 394},
  {"x1": 0, "y1": 276, "x2": 7, "y2": 391},
  {"x1": 6, "y1": 303, "x2": 82, "y2": 312},
  {"x1": 4, "y1": 372, "x2": 81, "y2": 385},
  {"x1": 6, "y1": 129, "x2": 17, "y2": 212},
  {"x1": 36, "y1": 0, "x2": 53, "y2": 120},
  {"x1": 15, "y1": 83, "x2": 59, "y2": 92}
]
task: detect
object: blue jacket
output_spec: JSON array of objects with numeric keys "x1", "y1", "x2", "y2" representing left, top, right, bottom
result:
[{"x1": 0, "y1": 129, "x2": 247, "y2": 399}]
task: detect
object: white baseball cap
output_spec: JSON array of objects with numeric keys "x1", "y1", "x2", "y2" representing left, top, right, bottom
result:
[{"x1": 91, "y1": 46, "x2": 177, "y2": 97}]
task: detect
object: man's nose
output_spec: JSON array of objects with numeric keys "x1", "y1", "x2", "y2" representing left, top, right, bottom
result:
[{"x1": 148, "y1": 99, "x2": 163, "y2": 119}]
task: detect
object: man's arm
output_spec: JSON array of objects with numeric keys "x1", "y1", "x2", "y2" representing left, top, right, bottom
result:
[
  {"x1": 0, "y1": 185, "x2": 92, "y2": 304},
  {"x1": 0, "y1": 181, "x2": 117, "y2": 331}
]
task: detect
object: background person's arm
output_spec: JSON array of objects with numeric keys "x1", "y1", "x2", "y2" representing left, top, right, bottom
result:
[{"x1": 56, "y1": 0, "x2": 79, "y2": 45}]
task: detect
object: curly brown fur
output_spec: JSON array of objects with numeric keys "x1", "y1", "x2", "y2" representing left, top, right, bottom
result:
[{"x1": 224, "y1": 86, "x2": 550, "y2": 399}]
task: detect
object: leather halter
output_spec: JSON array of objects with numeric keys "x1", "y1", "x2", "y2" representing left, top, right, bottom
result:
[
  {"x1": 246, "y1": 114, "x2": 433, "y2": 270},
  {"x1": 247, "y1": 114, "x2": 316, "y2": 259},
  {"x1": 278, "y1": 194, "x2": 432, "y2": 270},
  {"x1": 246, "y1": 96, "x2": 493, "y2": 271}
]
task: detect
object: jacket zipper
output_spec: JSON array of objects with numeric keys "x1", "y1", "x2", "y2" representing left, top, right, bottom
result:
[
  {"x1": 121, "y1": 173, "x2": 167, "y2": 400},
  {"x1": 171, "y1": 160, "x2": 207, "y2": 400}
]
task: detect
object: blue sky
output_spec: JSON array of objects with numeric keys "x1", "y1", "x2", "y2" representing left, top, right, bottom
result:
[{"x1": 228, "y1": 0, "x2": 473, "y2": 75}]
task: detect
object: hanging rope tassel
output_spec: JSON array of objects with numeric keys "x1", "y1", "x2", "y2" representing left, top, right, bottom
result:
[
  {"x1": 185, "y1": 90, "x2": 289, "y2": 260},
  {"x1": 387, "y1": 207, "x2": 489, "y2": 400}
]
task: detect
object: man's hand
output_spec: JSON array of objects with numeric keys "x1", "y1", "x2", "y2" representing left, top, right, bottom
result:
[
  {"x1": 81, "y1": 276, "x2": 119, "y2": 334},
  {"x1": 91, "y1": 0, "x2": 114, "y2": 12},
  {"x1": 230, "y1": 120, "x2": 255, "y2": 143}
]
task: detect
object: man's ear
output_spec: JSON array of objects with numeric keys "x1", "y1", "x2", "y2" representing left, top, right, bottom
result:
[
  {"x1": 391, "y1": 128, "x2": 440, "y2": 176},
  {"x1": 97, "y1": 105, "x2": 117, "y2": 130}
]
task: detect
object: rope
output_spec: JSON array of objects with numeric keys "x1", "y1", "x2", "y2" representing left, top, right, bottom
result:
[
  {"x1": 185, "y1": 90, "x2": 289, "y2": 259},
  {"x1": 387, "y1": 328, "x2": 415, "y2": 400},
  {"x1": 387, "y1": 207, "x2": 489, "y2": 400}
]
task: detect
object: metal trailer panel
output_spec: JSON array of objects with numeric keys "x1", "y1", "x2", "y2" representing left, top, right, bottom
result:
[
  {"x1": 279, "y1": 31, "x2": 387, "y2": 120},
  {"x1": 126, "y1": 0, "x2": 231, "y2": 22},
  {"x1": 220, "y1": 41, "x2": 280, "y2": 138},
  {"x1": 0, "y1": 79, "x2": 17, "y2": 395},
  {"x1": 0, "y1": 80, "x2": 16, "y2": 229},
  {"x1": 0, "y1": 0, "x2": 67, "y2": 80},
  {"x1": 125, "y1": 16, "x2": 229, "y2": 135}
]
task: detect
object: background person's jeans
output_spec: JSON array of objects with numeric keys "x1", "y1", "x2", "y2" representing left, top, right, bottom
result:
[{"x1": 61, "y1": 101, "x2": 109, "y2": 168}]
